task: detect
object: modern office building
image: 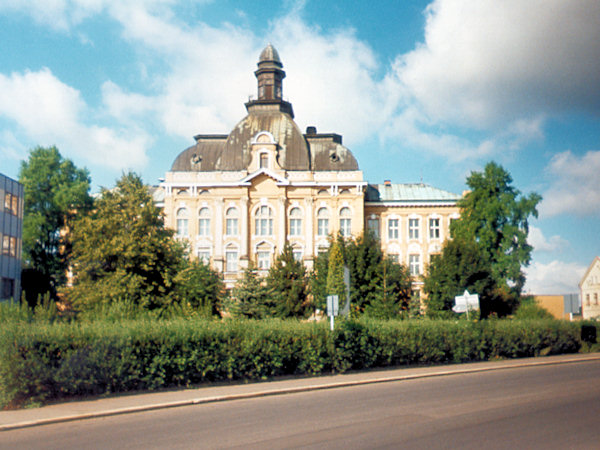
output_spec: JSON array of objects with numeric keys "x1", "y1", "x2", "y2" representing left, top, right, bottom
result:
[{"x1": 1, "y1": 173, "x2": 23, "y2": 302}]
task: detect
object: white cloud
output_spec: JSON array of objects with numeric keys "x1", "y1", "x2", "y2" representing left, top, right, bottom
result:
[
  {"x1": 528, "y1": 226, "x2": 568, "y2": 253},
  {"x1": 540, "y1": 150, "x2": 600, "y2": 217},
  {"x1": 396, "y1": 0, "x2": 600, "y2": 128},
  {"x1": 524, "y1": 260, "x2": 586, "y2": 295},
  {"x1": 0, "y1": 68, "x2": 150, "y2": 170}
]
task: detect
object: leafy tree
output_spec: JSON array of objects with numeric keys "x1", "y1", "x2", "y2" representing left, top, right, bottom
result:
[
  {"x1": 266, "y1": 244, "x2": 309, "y2": 318},
  {"x1": 423, "y1": 237, "x2": 496, "y2": 317},
  {"x1": 452, "y1": 162, "x2": 541, "y2": 298},
  {"x1": 173, "y1": 259, "x2": 224, "y2": 317},
  {"x1": 229, "y1": 264, "x2": 270, "y2": 319},
  {"x1": 18, "y1": 146, "x2": 92, "y2": 293},
  {"x1": 69, "y1": 173, "x2": 183, "y2": 311}
]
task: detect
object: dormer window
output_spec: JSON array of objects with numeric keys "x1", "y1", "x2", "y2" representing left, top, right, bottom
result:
[{"x1": 260, "y1": 153, "x2": 269, "y2": 169}]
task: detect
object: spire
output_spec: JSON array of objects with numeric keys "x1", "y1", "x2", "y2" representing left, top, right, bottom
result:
[{"x1": 255, "y1": 44, "x2": 285, "y2": 101}]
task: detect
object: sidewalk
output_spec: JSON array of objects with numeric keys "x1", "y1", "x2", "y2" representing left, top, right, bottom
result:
[{"x1": 2, "y1": 353, "x2": 599, "y2": 431}]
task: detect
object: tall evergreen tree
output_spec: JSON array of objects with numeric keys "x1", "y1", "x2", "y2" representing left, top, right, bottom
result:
[
  {"x1": 229, "y1": 264, "x2": 270, "y2": 319},
  {"x1": 173, "y1": 259, "x2": 224, "y2": 317},
  {"x1": 326, "y1": 239, "x2": 346, "y2": 305},
  {"x1": 266, "y1": 244, "x2": 309, "y2": 318},
  {"x1": 18, "y1": 146, "x2": 92, "y2": 295},
  {"x1": 345, "y1": 231, "x2": 385, "y2": 311}
]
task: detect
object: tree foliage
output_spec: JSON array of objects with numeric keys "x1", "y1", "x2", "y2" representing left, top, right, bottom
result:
[
  {"x1": 423, "y1": 237, "x2": 496, "y2": 317},
  {"x1": 18, "y1": 146, "x2": 92, "y2": 292},
  {"x1": 69, "y1": 173, "x2": 184, "y2": 310},
  {"x1": 452, "y1": 162, "x2": 541, "y2": 296},
  {"x1": 326, "y1": 239, "x2": 346, "y2": 303},
  {"x1": 229, "y1": 264, "x2": 270, "y2": 319},
  {"x1": 173, "y1": 259, "x2": 224, "y2": 317},
  {"x1": 266, "y1": 244, "x2": 310, "y2": 318}
]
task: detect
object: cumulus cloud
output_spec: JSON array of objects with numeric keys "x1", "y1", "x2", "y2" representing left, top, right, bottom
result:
[
  {"x1": 540, "y1": 150, "x2": 600, "y2": 217},
  {"x1": 524, "y1": 260, "x2": 586, "y2": 295},
  {"x1": 0, "y1": 69, "x2": 150, "y2": 169},
  {"x1": 395, "y1": 0, "x2": 600, "y2": 128},
  {"x1": 528, "y1": 226, "x2": 568, "y2": 253},
  {"x1": 2, "y1": 0, "x2": 599, "y2": 166}
]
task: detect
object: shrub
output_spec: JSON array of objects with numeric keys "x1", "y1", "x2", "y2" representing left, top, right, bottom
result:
[{"x1": 0, "y1": 316, "x2": 585, "y2": 409}]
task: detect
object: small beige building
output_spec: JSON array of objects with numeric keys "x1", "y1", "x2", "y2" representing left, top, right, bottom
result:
[
  {"x1": 580, "y1": 256, "x2": 600, "y2": 319},
  {"x1": 161, "y1": 45, "x2": 460, "y2": 290}
]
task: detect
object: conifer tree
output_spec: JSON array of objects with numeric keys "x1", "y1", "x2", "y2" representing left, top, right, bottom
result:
[
  {"x1": 266, "y1": 244, "x2": 309, "y2": 318},
  {"x1": 326, "y1": 239, "x2": 346, "y2": 305},
  {"x1": 229, "y1": 264, "x2": 270, "y2": 319}
]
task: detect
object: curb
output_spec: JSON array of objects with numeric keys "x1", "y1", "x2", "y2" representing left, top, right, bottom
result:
[{"x1": 3, "y1": 354, "x2": 600, "y2": 431}]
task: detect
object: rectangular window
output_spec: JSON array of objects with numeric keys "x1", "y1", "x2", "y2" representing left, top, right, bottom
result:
[
  {"x1": 257, "y1": 251, "x2": 270, "y2": 270},
  {"x1": 409, "y1": 254, "x2": 421, "y2": 276},
  {"x1": 2, "y1": 278, "x2": 15, "y2": 300},
  {"x1": 388, "y1": 218, "x2": 399, "y2": 240},
  {"x1": 226, "y1": 251, "x2": 238, "y2": 272},
  {"x1": 290, "y1": 218, "x2": 302, "y2": 236},
  {"x1": 409, "y1": 218, "x2": 419, "y2": 240},
  {"x1": 293, "y1": 249, "x2": 303, "y2": 262},
  {"x1": 226, "y1": 218, "x2": 238, "y2": 236},
  {"x1": 255, "y1": 218, "x2": 273, "y2": 236},
  {"x1": 9, "y1": 237, "x2": 16, "y2": 257},
  {"x1": 429, "y1": 218, "x2": 440, "y2": 239},
  {"x1": 595, "y1": 293, "x2": 598, "y2": 305},
  {"x1": 260, "y1": 153, "x2": 268, "y2": 168},
  {"x1": 2, "y1": 235, "x2": 9, "y2": 256},
  {"x1": 4, "y1": 193, "x2": 18, "y2": 216},
  {"x1": 317, "y1": 218, "x2": 329, "y2": 237},
  {"x1": 198, "y1": 218, "x2": 210, "y2": 236},
  {"x1": 177, "y1": 219, "x2": 189, "y2": 237},
  {"x1": 340, "y1": 218, "x2": 351, "y2": 237},
  {"x1": 197, "y1": 249, "x2": 210, "y2": 264},
  {"x1": 367, "y1": 218, "x2": 380, "y2": 239}
]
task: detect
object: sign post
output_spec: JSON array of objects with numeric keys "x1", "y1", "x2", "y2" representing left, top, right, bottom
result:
[
  {"x1": 452, "y1": 290, "x2": 480, "y2": 319},
  {"x1": 327, "y1": 295, "x2": 339, "y2": 331}
]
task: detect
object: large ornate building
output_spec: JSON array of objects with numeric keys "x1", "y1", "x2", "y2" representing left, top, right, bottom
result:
[{"x1": 161, "y1": 45, "x2": 461, "y2": 291}]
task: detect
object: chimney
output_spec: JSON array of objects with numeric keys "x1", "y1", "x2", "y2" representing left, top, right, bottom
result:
[
  {"x1": 384, "y1": 180, "x2": 391, "y2": 186},
  {"x1": 306, "y1": 126, "x2": 317, "y2": 135}
]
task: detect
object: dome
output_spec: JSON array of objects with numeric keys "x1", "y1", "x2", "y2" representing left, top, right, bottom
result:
[
  {"x1": 258, "y1": 43, "x2": 282, "y2": 67},
  {"x1": 217, "y1": 108, "x2": 311, "y2": 171}
]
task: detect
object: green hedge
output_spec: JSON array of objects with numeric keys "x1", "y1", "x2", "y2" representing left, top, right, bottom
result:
[{"x1": 0, "y1": 318, "x2": 591, "y2": 409}]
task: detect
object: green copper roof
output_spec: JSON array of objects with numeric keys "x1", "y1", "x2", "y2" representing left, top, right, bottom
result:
[{"x1": 365, "y1": 183, "x2": 461, "y2": 203}]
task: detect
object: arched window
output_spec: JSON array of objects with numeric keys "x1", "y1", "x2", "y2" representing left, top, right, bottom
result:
[
  {"x1": 339, "y1": 207, "x2": 352, "y2": 237},
  {"x1": 289, "y1": 207, "x2": 302, "y2": 236},
  {"x1": 255, "y1": 205, "x2": 273, "y2": 236},
  {"x1": 226, "y1": 207, "x2": 238, "y2": 236},
  {"x1": 176, "y1": 208, "x2": 189, "y2": 237},
  {"x1": 198, "y1": 207, "x2": 210, "y2": 236},
  {"x1": 317, "y1": 207, "x2": 329, "y2": 237}
]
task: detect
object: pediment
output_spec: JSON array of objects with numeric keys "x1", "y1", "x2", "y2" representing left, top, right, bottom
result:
[{"x1": 241, "y1": 168, "x2": 289, "y2": 185}]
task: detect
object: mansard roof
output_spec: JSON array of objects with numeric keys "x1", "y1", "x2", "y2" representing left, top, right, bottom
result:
[{"x1": 366, "y1": 183, "x2": 462, "y2": 205}]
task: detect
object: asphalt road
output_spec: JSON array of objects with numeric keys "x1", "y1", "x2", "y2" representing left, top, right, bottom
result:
[{"x1": 3, "y1": 359, "x2": 600, "y2": 449}]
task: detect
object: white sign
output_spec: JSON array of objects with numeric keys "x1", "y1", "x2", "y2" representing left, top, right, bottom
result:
[
  {"x1": 327, "y1": 295, "x2": 339, "y2": 317},
  {"x1": 452, "y1": 290, "x2": 480, "y2": 315}
]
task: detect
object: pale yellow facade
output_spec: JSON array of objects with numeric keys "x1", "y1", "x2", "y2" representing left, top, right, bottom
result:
[
  {"x1": 580, "y1": 257, "x2": 600, "y2": 319},
  {"x1": 161, "y1": 45, "x2": 460, "y2": 289}
]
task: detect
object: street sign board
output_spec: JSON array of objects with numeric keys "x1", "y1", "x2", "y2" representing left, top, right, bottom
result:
[
  {"x1": 452, "y1": 290, "x2": 480, "y2": 314},
  {"x1": 327, "y1": 295, "x2": 339, "y2": 317}
]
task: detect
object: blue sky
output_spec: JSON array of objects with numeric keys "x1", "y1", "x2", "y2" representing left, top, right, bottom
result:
[{"x1": 1, "y1": 0, "x2": 599, "y2": 295}]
